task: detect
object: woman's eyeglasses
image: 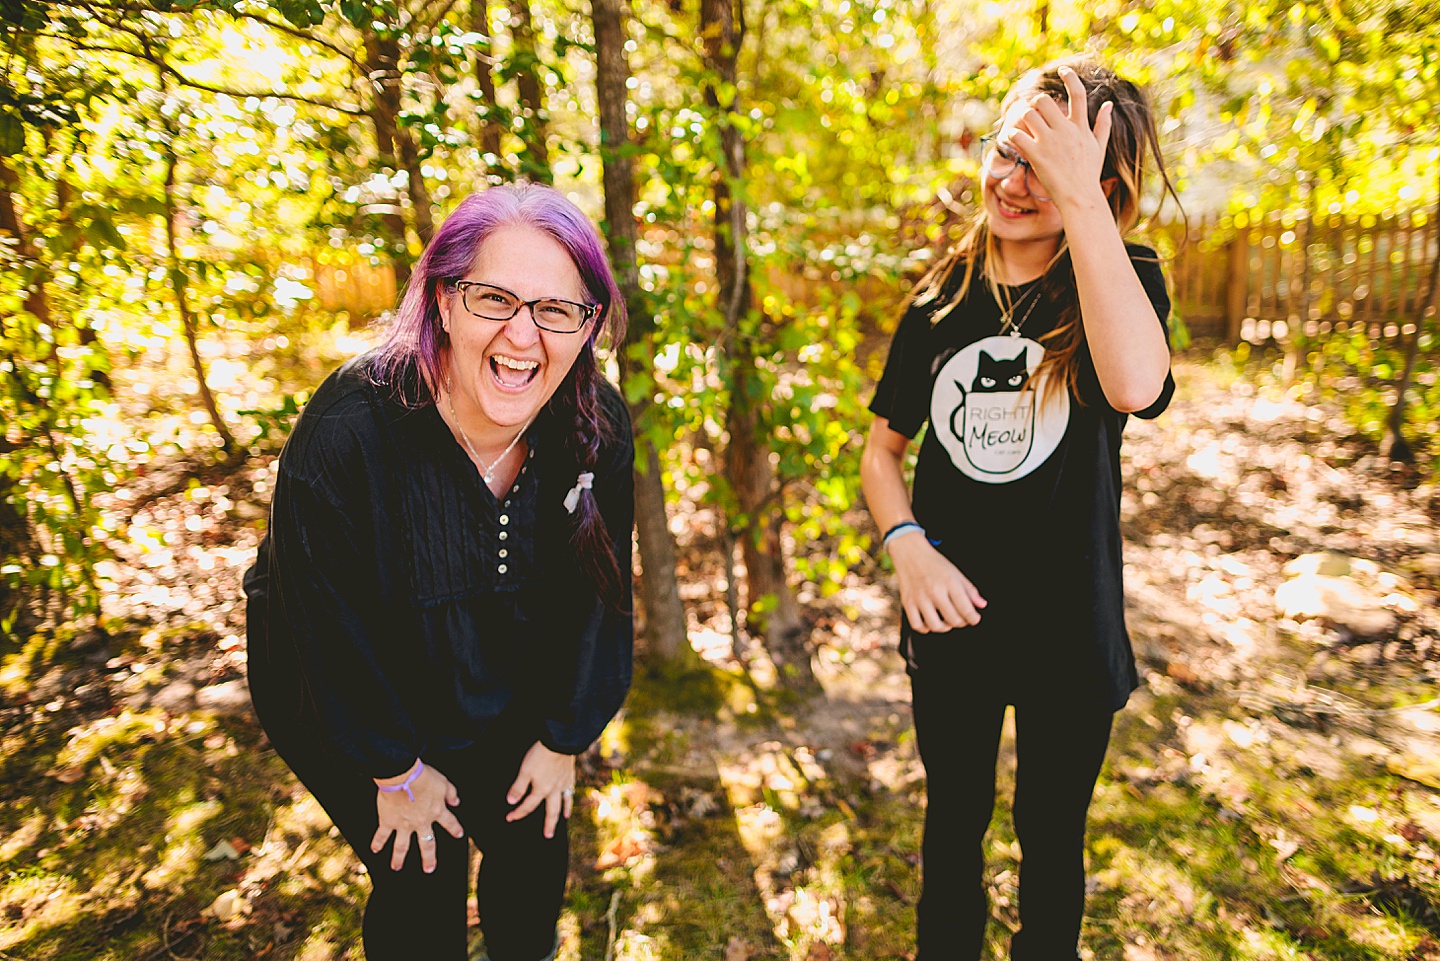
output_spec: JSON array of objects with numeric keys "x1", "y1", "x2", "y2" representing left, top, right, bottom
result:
[
  {"x1": 453, "y1": 281, "x2": 599, "y2": 334},
  {"x1": 979, "y1": 136, "x2": 1052, "y2": 203}
]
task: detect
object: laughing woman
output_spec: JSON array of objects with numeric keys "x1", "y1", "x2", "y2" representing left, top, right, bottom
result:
[
  {"x1": 244, "y1": 183, "x2": 633, "y2": 961},
  {"x1": 861, "y1": 59, "x2": 1181, "y2": 958}
]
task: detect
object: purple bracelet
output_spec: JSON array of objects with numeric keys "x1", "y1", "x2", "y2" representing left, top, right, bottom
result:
[{"x1": 375, "y1": 760, "x2": 424, "y2": 802}]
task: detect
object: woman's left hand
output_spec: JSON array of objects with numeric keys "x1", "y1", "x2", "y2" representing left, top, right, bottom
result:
[
  {"x1": 505, "y1": 741, "x2": 576, "y2": 838},
  {"x1": 1007, "y1": 65, "x2": 1114, "y2": 210}
]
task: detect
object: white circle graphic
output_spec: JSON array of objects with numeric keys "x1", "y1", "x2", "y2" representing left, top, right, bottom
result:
[{"x1": 930, "y1": 335, "x2": 1070, "y2": 483}]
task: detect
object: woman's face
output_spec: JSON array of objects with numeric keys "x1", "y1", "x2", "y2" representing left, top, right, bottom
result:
[
  {"x1": 438, "y1": 224, "x2": 596, "y2": 436},
  {"x1": 982, "y1": 94, "x2": 1066, "y2": 250}
]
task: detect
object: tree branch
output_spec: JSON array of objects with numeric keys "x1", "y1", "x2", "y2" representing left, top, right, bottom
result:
[
  {"x1": 414, "y1": 0, "x2": 465, "y2": 36},
  {"x1": 34, "y1": 33, "x2": 367, "y2": 115},
  {"x1": 227, "y1": 10, "x2": 364, "y2": 70}
]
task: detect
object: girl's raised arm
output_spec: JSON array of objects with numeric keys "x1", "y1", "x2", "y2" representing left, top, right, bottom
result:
[{"x1": 1010, "y1": 65, "x2": 1171, "y2": 411}]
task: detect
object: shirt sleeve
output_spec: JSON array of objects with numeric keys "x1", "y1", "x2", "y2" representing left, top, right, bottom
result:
[
  {"x1": 1128, "y1": 246, "x2": 1176, "y2": 420},
  {"x1": 538, "y1": 397, "x2": 636, "y2": 755},
  {"x1": 868, "y1": 300, "x2": 935, "y2": 438},
  {"x1": 268, "y1": 451, "x2": 423, "y2": 779}
]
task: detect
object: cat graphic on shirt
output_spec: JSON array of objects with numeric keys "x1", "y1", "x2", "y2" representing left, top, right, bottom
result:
[{"x1": 948, "y1": 348, "x2": 1036, "y2": 475}]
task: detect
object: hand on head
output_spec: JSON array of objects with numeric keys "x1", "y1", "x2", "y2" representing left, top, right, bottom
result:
[{"x1": 1004, "y1": 65, "x2": 1115, "y2": 209}]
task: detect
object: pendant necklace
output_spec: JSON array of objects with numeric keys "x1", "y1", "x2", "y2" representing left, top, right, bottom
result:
[
  {"x1": 997, "y1": 282, "x2": 1044, "y2": 339},
  {"x1": 446, "y1": 387, "x2": 530, "y2": 486}
]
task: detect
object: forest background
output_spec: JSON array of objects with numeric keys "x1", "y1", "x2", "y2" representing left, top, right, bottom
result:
[{"x1": 2, "y1": 0, "x2": 1440, "y2": 958}]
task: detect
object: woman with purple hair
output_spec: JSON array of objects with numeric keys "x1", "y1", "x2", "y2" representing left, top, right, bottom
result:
[{"x1": 243, "y1": 182, "x2": 633, "y2": 960}]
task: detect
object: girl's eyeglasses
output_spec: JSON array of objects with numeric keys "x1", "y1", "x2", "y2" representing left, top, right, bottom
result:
[{"x1": 979, "y1": 136, "x2": 1052, "y2": 203}]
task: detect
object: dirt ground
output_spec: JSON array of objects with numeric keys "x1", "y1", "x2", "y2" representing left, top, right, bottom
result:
[{"x1": 2, "y1": 354, "x2": 1439, "y2": 960}]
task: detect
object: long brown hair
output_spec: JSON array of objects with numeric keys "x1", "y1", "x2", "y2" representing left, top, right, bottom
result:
[{"x1": 910, "y1": 56, "x2": 1183, "y2": 404}]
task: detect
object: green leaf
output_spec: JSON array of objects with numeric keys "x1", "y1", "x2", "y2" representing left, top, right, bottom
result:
[
  {"x1": 85, "y1": 216, "x2": 127, "y2": 252},
  {"x1": 0, "y1": 112, "x2": 23, "y2": 157}
]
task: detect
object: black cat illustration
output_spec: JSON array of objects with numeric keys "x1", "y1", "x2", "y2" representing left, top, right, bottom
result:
[
  {"x1": 948, "y1": 347, "x2": 1035, "y2": 474},
  {"x1": 969, "y1": 350, "x2": 1029, "y2": 392}
]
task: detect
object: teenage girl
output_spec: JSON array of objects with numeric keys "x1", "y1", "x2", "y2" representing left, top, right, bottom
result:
[{"x1": 860, "y1": 58, "x2": 1182, "y2": 959}]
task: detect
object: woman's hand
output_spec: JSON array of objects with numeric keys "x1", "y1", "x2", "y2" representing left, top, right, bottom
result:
[
  {"x1": 372, "y1": 761, "x2": 464, "y2": 873},
  {"x1": 889, "y1": 532, "x2": 987, "y2": 633},
  {"x1": 1007, "y1": 65, "x2": 1114, "y2": 212},
  {"x1": 506, "y1": 741, "x2": 576, "y2": 838}
]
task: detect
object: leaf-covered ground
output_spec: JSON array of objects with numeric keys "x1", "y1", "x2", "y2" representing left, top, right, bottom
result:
[{"x1": 2, "y1": 353, "x2": 1439, "y2": 960}]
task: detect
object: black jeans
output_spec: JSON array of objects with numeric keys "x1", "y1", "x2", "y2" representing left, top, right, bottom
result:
[
  {"x1": 910, "y1": 659, "x2": 1114, "y2": 960},
  {"x1": 262, "y1": 715, "x2": 567, "y2": 961}
]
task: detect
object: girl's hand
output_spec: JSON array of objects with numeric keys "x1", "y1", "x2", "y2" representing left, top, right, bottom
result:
[
  {"x1": 1007, "y1": 65, "x2": 1114, "y2": 210},
  {"x1": 506, "y1": 741, "x2": 576, "y2": 838},
  {"x1": 888, "y1": 533, "x2": 987, "y2": 633},
  {"x1": 372, "y1": 762, "x2": 464, "y2": 873}
]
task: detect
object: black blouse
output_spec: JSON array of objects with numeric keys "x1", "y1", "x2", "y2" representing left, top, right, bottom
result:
[{"x1": 244, "y1": 353, "x2": 634, "y2": 779}]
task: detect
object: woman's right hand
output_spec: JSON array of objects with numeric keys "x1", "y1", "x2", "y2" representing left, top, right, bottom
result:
[
  {"x1": 372, "y1": 762, "x2": 464, "y2": 873},
  {"x1": 889, "y1": 533, "x2": 987, "y2": 633}
]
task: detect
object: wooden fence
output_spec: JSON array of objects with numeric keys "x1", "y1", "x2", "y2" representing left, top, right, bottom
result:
[
  {"x1": 296, "y1": 211, "x2": 1439, "y2": 348},
  {"x1": 306, "y1": 255, "x2": 398, "y2": 318},
  {"x1": 1153, "y1": 210, "x2": 1438, "y2": 344}
]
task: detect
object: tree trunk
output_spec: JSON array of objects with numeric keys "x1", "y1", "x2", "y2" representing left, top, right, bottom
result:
[
  {"x1": 509, "y1": 0, "x2": 552, "y2": 183},
  {"x1": 364, "y1": 31, "x2": 417, "y2": 286},
  {"x1": 0, "y1": 159, "x2": 54, "y2": 348},
  {"x1": 593, "y1": 0, "x2": 695, "y2": 671},
  {"x1": 1385, "y1": 181, "x2": 1440, "y2": 463},
  {"x1": 163, "y1": 139, "x2": 236, "y2": 454},
  {"x1": 51, "y1": 150, "x2": 110, "y2": 392},
  {"x1": 701, "y1": 0, "x2": 812, "y2": 687},
  {"x1": 0, "y1": 164, "x2": 39, "y2": 633},
  {"x1": 366, "y1": 31, "x2": 434, "y2": 247},
  {"x1": 471, "y1": 0, "x2": 506, "y2": 168}
]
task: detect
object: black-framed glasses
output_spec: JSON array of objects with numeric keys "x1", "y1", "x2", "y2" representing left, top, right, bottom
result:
[
  {"x1": 979, "y1": 136, "x2": 1052, "y2": 203},
  {"x1": 452, "y1": 280, "x2": 600, "y2": 334}
]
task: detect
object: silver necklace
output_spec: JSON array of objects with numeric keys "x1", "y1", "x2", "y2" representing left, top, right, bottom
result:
[
  {"x1": 997, "y1": 282, "x2": 1044, "y2": 338},
  {"x1": 445, "y1": 388, "x2": 530, "y2": 485}
]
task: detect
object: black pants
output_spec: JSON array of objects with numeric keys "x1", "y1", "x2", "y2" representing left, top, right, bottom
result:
[
  {"x1": 910, "y1": 660, "x2": 1114, "y2": 960},
  {"x1": 262, "y1": 715, "x2": 566, "y2": 961}
]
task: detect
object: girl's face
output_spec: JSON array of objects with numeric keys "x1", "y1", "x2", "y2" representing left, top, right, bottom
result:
[
  {"x1": 982, "y1": 95, "x2": 1066, "y2": 253},
  {"x1": 438, "y1": 224, "x2": 596, "y2": 436}
]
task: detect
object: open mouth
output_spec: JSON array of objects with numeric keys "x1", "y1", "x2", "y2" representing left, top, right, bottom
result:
[
  {"x1": 490, "y1": 354, "x2": 540, "y2": 389},
  {"x1": 996, "y1": 196, "x2": 1035, "y2": 217}
]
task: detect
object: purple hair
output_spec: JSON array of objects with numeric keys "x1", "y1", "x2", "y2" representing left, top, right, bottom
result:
[
  {"x1": 374, "y1": 181, "x2": 626, "y2": 398},
  {"x1": 372, "y1": 182, "x2": 629, "y2": 603}
]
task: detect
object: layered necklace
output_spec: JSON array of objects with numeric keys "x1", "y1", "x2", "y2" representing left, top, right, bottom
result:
[
  {"x1": 445, "y1": 386, "x2": 531, "y2": 486},
  {"x1": 997, "y1": 281, "x2": 1045, "y2": 339}
]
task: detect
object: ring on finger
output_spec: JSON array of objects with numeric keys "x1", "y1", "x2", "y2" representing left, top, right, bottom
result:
[
  {"x1": 562, "y1": 788, "x2": 574, "y2": 798},
  {"x1": 420, "y1": 833, "x2": 434, "y2": 842}
]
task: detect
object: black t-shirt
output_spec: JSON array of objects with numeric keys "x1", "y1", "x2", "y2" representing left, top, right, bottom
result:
[{"x1": 869, "y1": 245, "x2": 1173, "y2": 710}]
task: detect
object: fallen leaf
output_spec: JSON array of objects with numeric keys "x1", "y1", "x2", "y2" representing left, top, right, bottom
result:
[
  {"x1": 1270, "y1": 834, "x2": 1300, "y2": 862},
  {"x1": 204, "y1": 889, "x2": 250, "y2": 922},
  {"x1": 725, "y1": 935, "x2": 753, "y2": 961},
  {"x1": 1387, "y1": 754, "x2": 1440, "y2": 791},
  {"x1": 50, "y1": 765, "x2": 86, "y2": 784},
  {"x1": 1400, "y1": 821, "x2": 1427, "y2": 844},
  {"x1": 594, "y1": 833, "x2": 645, "y2": 870},
  {"x1": 203, "y1": 840, "x2": 242, "y2": 862}
]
